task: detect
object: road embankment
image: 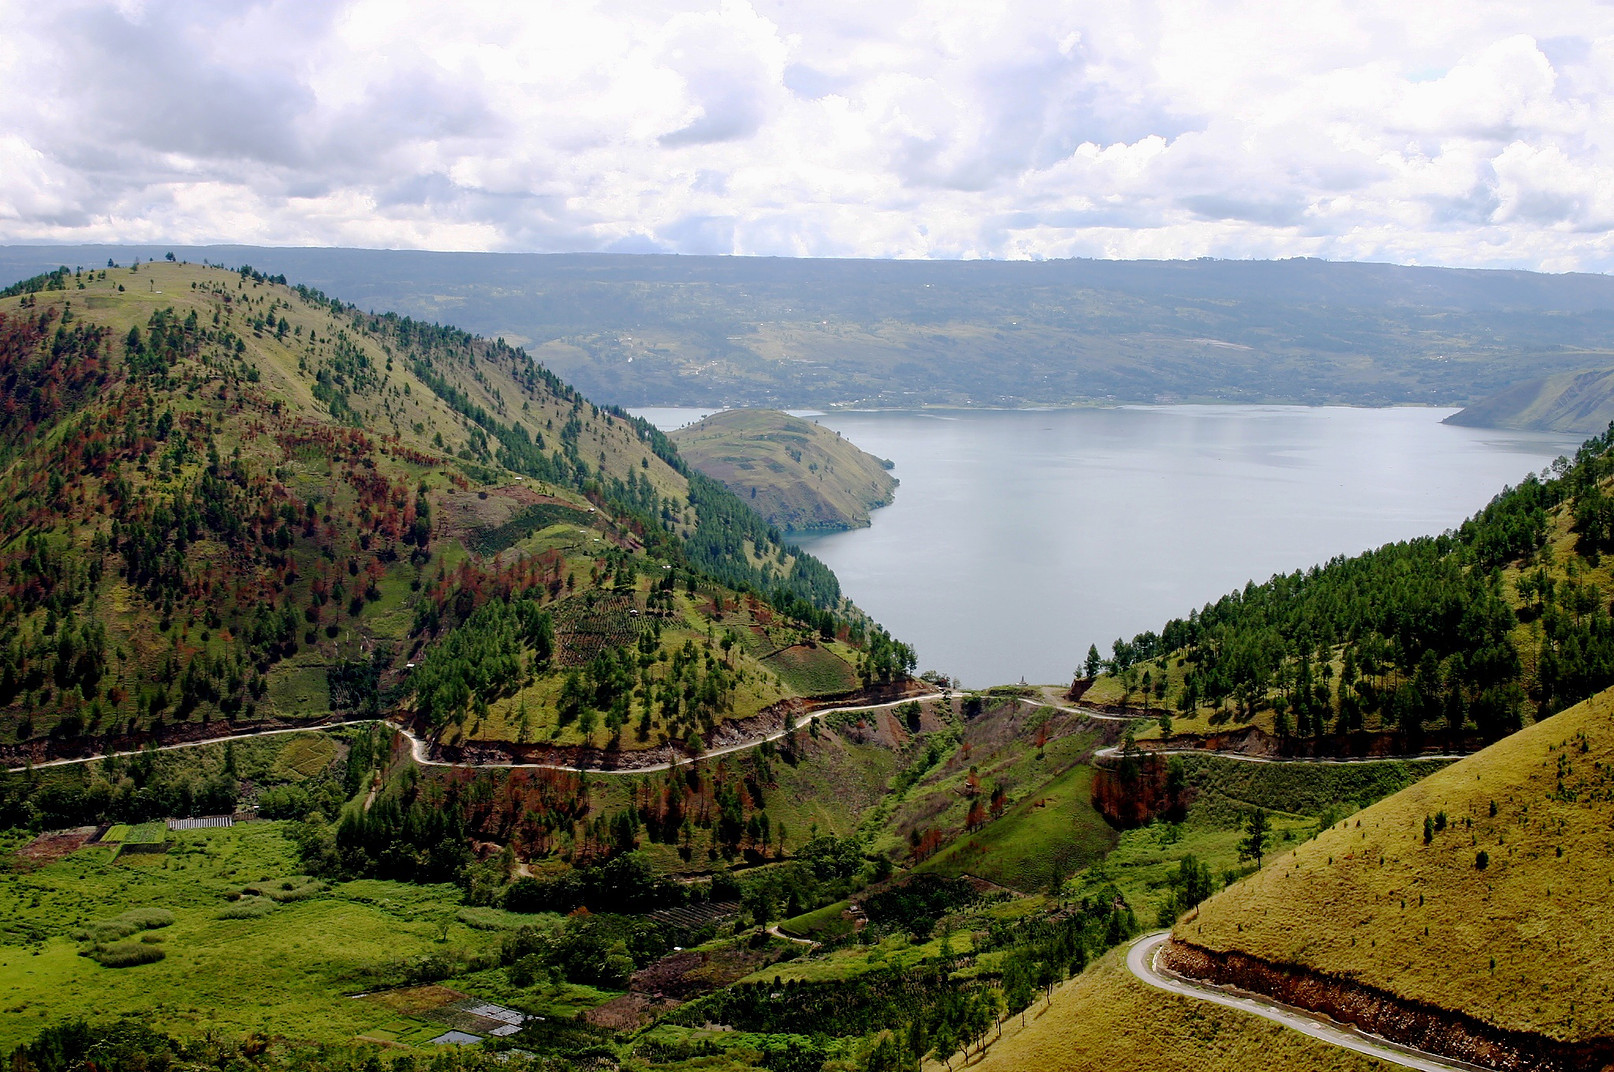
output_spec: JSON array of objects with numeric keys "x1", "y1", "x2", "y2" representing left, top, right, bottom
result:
[{"x1": 1151, "y1": 934, "x2": 1611, "y2": 1072}]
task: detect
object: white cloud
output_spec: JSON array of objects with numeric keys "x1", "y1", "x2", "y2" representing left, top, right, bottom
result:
[{"x1": 2, "y1": 0, "x2": 1614, "y2": 269}]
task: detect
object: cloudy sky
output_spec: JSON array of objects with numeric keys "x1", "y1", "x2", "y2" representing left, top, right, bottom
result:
[{"x1": 2, "y1": 0, "x2": 1612, "y2": 270}]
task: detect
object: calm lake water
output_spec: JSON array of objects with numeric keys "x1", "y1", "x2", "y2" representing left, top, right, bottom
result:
[{"x1": 635, "y1": 406, "x2": 1581, "y2": 689}]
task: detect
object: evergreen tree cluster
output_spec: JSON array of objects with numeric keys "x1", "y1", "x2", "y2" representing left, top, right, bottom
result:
[{"x1": 1109, "y1": 424, "x2": 1614, "y2": 741}]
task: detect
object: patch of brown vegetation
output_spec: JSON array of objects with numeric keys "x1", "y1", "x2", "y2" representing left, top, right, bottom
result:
[
  {"x1": 364, "y1": 985, "x2": 468, "y2": 1016},
  {"x1": 1090, "y1": 753, "x2": 1189, "y2": 828},
  {"x1": 432, "y1": 485, "x2": 574, "y2": 542},
  {"x1": 583, "y1": 945, "x2": 780, "y2": 1030},
  {"x1": 17, "y1": 826, "x2": 97, "y2": 865},
  {"x1": 584, "y1": 992, "x2": 674, "y2": 1031}
]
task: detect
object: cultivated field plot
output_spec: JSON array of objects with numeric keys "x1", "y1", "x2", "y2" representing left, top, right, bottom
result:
[
  {"x1": 468, "y1": 501, "x2": 592, "y2": 557},
  {"x1": 646, "y1": 900, "x2": 740, "y2": 930},
  {"x1": 17, "y1": 827, "x2": 98, "y2": 866},
  {"x1": 168, "y1": 816, "x2": 233, "y2": 832},
  {"x1": 270, "y1": 735, "x2": 340, "y2": 781},
  {"x1": 762, "y1": 642, "x2": 858, "y2": 695},
  {"x1": 552, "y1": 591, "x2": 642, "y2": 667},
  {"x1": 117, "y1": 822, "x2": 169, "y2": 855},
  {"x1": 359, "y1": 986, "x2": 530, "y2": 1044}
]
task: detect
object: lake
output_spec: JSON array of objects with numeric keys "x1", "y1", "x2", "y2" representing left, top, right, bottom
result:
[{"x1": 635, "y1": 406, "x2": 1582, "y2": 689}]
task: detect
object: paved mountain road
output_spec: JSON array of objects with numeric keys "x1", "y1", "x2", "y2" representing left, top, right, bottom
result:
[
  {"x1": 1126, "y1": 932, "x2": 1495, "y2": 1072},
  {"x1": 1092, "y1": 743, "x2": 1472, "y2": 765}
]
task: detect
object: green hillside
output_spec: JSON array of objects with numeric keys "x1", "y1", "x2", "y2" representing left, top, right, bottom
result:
[
  {"x1": 1446, "y1": 366, "x2": 1614, "y2": 433},
  {"x1": 1175, "y1": 685, "x2": 1614, "y2": 1048},
  {"x1": 0, "y1": 261, "x2": 914, "y2": 766},
  {"x1": 1083, "y1": 422, "x2": 1614, "y2": 755},
  {"x1": 670, "y1": 409, "x2": 897, "y2": 532}
]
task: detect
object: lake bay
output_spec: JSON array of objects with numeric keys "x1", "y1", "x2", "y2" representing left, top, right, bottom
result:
[{"x1": 638, "y1": 406, "x2": 1581, "y2": 689}]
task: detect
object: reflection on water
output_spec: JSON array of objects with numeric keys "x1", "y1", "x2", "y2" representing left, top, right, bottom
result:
[{"x1": 639, "y1": 406, "x2": 1580, "y2": 689}]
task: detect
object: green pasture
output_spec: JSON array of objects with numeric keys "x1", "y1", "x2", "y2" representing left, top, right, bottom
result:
[{"x1": 0, "y1": 821, "x2": 611, "y2": 1049}]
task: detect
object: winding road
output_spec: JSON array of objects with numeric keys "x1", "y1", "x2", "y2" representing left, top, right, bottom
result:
[
  {"x1": 6, "y1": 689, "x2": 1463, "y2": 777},
  {"x1": 5, "y1": 689, "x2": 988, "y2": 776},
  {"x1": 1092, "y1": 743, "x2": 1471, "y2": 765},
  {"x1": 1126, "y1": 932, "x2": 1493, "y2": 1072}
]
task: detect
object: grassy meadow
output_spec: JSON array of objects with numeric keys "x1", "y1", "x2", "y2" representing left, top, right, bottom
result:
[{"x1": 0, "y1": 819, "x2": 612, "y2": 1049}]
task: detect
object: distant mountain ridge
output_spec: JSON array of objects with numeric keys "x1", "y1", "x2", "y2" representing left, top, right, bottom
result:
[{"x1": 4, "y1": 247, "x2": 1614, "y2": 409}]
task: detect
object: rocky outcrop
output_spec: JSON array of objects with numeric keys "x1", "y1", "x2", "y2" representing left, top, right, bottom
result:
[{"x1": 1159, "y1": 938, "x2": 1614, "y2": 1072}]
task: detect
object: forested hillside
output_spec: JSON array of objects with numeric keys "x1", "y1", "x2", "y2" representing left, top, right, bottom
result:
[
  {"x1": 0, "y1": 260, "x2": 912, "y2": 764},
  {"x1": 1090, "y1": 423, "x2": 1614, "y2": 749}
]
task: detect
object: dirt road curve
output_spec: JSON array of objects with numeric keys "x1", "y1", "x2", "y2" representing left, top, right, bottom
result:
[
  {"x1": 1126, "y1": 932, "x2": 1494, "y2": 1072},
  {"x1": 765, "y1": 923, "x2": 818, "y2": 947}
]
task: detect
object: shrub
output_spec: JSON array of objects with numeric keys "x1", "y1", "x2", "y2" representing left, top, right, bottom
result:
[
  {"x1": 73, "y1": 908, "x2": 174, "y2": 944},
  {"x1": 119, "y1": 908, "x2": 174, "y2": 930},
  {"x1": 87, "y1": 942, "x2": 165, "y2": 968},
  {"x1": 216, "y1": 898, "x2": 275, "y2": 920},
  {"x1": 1476, "y1": 850, "x2": 1490, "y2": 870},
  {"x1": 265, "y1": 881, "x2": 324, "y2": 903}
]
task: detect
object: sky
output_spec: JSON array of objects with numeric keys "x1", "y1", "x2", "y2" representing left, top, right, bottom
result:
[{"x1": 2, "y1": 0, "x2": 1612, "y2": 271}]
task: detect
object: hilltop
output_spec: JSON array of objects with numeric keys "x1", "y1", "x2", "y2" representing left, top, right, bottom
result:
[
  {"x1": 0, "y1": 260, "x2": 915, "y2": 767},
  {"x1": 7, "y1": 247, "x2": 1614, "y2": 410},
  {"x1": 669, "y1": 409, "x2": 896, "y2": 532},
  {"x1": 1165, "y1": 686, "x2": 1614, "y2": 1068},
  {"x1": 1446, "y1": 366, "x2": 1614, "y2": 433}
]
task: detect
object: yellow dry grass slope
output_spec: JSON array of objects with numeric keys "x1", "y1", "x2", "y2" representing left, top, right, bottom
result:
[
  {"x1": 961, "y1": 946, "x2": 1390, "y2": 1072},
  {"x1": 1177, "y1": 685, "x2": 1614, "y2": 1042}
]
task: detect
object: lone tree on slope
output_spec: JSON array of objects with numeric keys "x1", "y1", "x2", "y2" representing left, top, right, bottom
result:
[{"x1": 1239, "y1": 807, "x2": 1270, "y2": 869}]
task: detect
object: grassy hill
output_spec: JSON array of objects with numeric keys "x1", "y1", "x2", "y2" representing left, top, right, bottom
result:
[
  {"x1": 1173, "y1": 685, "x2": 1614, "y2": 1052},
  {"x1": 1446, "y1": 366, "x2": 1614, "y2": 433},
  {"x1": 967, "y1": 947, "x2": 1389, "y2": 1072},
  {"x1": 669, "y1": 409, "x2": 896, "y2": 532},
  {"x1": 0, "y1": 260, "x2": 914, "y2": 764}
]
